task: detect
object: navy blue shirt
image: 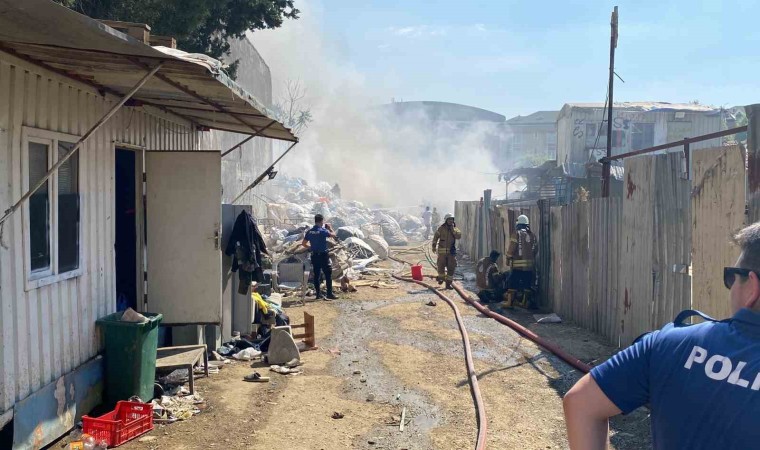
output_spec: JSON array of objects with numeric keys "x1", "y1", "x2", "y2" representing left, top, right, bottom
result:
[
  {"x1": 591, "y1": 308, "x2": 760, "y2": 449},
  {"x1": 304, "y1": 225, "x2": 330, "y2": 253}
]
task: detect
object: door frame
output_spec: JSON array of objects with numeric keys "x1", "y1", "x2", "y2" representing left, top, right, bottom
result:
[{"x1": 113, "y1": 143, "x2": 147, "y2": 312}]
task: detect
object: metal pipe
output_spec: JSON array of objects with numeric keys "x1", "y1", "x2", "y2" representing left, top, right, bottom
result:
[
  {"x1": 230, "y1": 141, "x2": 298, "y2": 204},
  {"x1": 0, "y1": 63, "x2": 163, "y2": 226},
  {"x1": 128, "y1": 58, "x2": 296, "y2": 143},
  {"x1": 392, "y1": 273, "x2": 488, "y2": 450},
  {"x1": 684, "y1": 140, "x2": 691, "y2": 179},
  {"x1": 220, "y1": 120, "x2": 278, "y2": 158},
  {"x1": 602, "y1": 6, "x2": 618, "y2": 198},
  {"x1": 600, "y1": 125, "x2": 747, "y2": 163}
]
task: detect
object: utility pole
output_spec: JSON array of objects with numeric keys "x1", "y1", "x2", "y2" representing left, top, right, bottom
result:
[{"x1": 602, "y1": 6, "x2": 618, "y2": 198}]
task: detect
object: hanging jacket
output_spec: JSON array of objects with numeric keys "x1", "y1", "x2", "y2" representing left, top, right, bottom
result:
[{"x1": 225, "y1": 210, "x2": 268, "y2": 273}]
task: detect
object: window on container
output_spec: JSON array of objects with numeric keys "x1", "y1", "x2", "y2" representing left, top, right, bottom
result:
[
  {"x1": 585, "y1": 123, "x2": 606, "y2": 149},
  {"x1": 632, "y1": 123, "x2": 655, "y2": 151},
  {"x1": 29, "y1": 141, "x2": 51, "y2": 273},
  {"x1": 58, "y1": 141, "x2": 79, "y2": 272},
  {"x1": 547, "y1": 132, "x2": 557, "y2": 157}
]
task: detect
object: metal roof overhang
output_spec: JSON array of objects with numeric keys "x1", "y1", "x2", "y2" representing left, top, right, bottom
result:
[{"x1": 0, "y1": 0, "x2": 297, "y2": 142}]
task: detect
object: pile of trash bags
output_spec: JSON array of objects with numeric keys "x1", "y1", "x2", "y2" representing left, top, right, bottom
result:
[{"x1": 263, "y1": 175, "x2": 434, "y2": 255}]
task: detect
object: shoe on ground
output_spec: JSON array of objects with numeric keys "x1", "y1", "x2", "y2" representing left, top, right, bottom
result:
[{"x1": 326, "y1": 294, "x2": 339, "y2": 300}]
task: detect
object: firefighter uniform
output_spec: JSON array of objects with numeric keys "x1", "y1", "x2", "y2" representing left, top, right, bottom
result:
[
  {"x1": 505, "y1": 217, "x2": 538, "y2": 308},
  {"x1": 476, "y1": 251, "x2": 505, "y2": 303},
  {"x1": 432, "y1": 216, "x2": 462, "y2": 288}
]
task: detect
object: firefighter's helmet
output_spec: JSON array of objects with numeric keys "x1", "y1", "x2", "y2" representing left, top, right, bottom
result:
[{"x1": 516, "y1": 215, "x2": 530, "y2": 225}]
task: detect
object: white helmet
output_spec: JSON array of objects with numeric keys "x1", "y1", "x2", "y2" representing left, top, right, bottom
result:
[
  {"x1": 444, "y1": 214, "x2": 454, "y2": 221},
  {"x1": 516, "y1": 215, "x2": 529, "y2": 225}
]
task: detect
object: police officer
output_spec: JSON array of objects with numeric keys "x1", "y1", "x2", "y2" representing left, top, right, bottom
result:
[
  {"x1": 563, "y1": 222, "x2": 760, "y2": 449},
  {"x1": 301, "y1": 214, "x2": 338, "y2": 300}
]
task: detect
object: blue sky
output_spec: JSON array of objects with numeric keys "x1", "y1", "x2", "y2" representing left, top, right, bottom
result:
[{"x1": 314, "y1": 0, "x2": 759, "y2": 118}]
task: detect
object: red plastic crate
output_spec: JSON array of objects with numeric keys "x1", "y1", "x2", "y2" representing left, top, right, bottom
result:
[{"x1": 82, "y1": 401, "x2": 154, "y2": 447}]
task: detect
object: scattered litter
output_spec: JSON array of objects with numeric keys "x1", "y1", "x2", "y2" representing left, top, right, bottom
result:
[
  {"x1": 138, "y1": 436, "x2": 157, "y2": 443},
  {"x1": 284, "y1": 358, "x2": 302, "y2": 368},
  {"x1": 399, "y1": 407, "x2": 407, "y2": 432},
  {"x1": 159, "y1": 369, "x2": 189, "y2": 385},
  {"x1": 534, "y1": 313, "x2": 562, "y2": 324},
  {"x1": 327, "y1": 348, "x2": 342, "y2": 356},
  {"x1": 340, "y1": 276, "x2": 358, "y2": 293},
  {"x1": 331, "y1": 412, "x2": 345, "y2": 419},
  {"x1": 120, "y1": 307, "x2": 148, "y2": 323},
  {"x1": 195, "y1": 366, "x2": 219, "y2": 375},
  {"x1": 360, "y1": 376, "x2": 367, "y2": 383},
  {"x1": 270, "y1": 365, "x2": 302, "y2": 375},
  {"x1": 353, "y1": 370, "x2": 362, "y2": 375},
  {"x1": 151, "y1": 394, "x2": 204, "y2": 423},
  {"x1": 233, "y1": 347, "x2": 262, "y2": 361},
  {"x1": 425, "y1": 300, "x2": 437, "y2": 307},
  {"x1": 367, "y1": 393, "x2": 376, "y2": 402}
]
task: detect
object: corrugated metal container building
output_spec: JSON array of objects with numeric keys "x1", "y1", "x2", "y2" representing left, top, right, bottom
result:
[
  {"x1": 0, "y1": 1, "x2": 296, "y2": 447},
  {"x1": 0, "y1": 50, "x2": 200, "y2": 409},
  {"x1": 557, "y1": 102, "x2": 724, "y2": 167}
]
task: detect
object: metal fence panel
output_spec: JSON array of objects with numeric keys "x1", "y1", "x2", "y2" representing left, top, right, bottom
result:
[{"x1": 691, "y1": 146, "x2": 745, "y2": 319}]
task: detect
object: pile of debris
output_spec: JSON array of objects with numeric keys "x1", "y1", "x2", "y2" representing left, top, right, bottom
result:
[{"x1": 266, "y1": 177, "x2": 429, "y2": 252}]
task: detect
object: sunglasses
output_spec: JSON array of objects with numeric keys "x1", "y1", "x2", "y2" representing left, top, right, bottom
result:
[{"x1": 723, "y1": 267, "x2": 759, "y2": 289}]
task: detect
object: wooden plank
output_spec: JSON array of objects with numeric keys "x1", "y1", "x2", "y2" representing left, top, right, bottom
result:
[{"x1": 691, "y1": 146, "x2": 744, "y2": 319}]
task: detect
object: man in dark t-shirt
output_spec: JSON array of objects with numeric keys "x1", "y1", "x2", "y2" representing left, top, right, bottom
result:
[
  {"x1": 302, "y1": 214, "x2": 338, "y2": 300},
  {"x1": 563, "y1": 223, "x2": 760, "y2": 450}
]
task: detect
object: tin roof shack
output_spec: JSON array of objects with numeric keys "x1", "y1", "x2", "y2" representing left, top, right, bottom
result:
[
  {"x1": 500, "y1": 160, "x2": 623, "y2": 206},
  {"x1": 505, "y1": 111, "x2": 559, "y2": 162},
  {"x1": 557, "y1": 102, "x2": 724, "y2": 172},
  {"x1": 0, "y1": 1, "x2": 295, "y2": 447}
]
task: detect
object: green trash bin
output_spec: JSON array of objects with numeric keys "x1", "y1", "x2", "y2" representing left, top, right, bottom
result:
[{"x1": 97, "y1": 311, "x2": 162, "y2": 405}]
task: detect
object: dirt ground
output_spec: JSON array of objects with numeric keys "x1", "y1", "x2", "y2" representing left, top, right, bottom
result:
[{"x1": 56, "y1": 249, "x2": 651, "y2": 450}]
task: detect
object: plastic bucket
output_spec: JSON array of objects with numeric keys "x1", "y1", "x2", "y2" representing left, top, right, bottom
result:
[{"x1": 411, "y1": 265, "x2": 423, "y2": 281}]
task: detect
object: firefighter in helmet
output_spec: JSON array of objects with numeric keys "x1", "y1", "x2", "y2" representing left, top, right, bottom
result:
[
  {"x1": 432, "y1": 214, "x2": 462, "y2": 289},
  {"x1": 504, "y1": 215, "x2": 538, "y2": 308}
]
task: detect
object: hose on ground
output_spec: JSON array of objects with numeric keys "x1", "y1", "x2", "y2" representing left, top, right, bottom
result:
[
  {"x1": 392, "y1": 272, "x2": 488, "y2": 450},
  {"x1": 450, "y1": 282, "x2": 591, "y2": 374},
  {"x1": 389, "y1": 253, "x2": 591, "y2": 374}
]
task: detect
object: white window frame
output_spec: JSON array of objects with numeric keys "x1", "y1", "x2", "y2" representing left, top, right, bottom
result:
[{"x1": 22, "y1": 127, "x2": 83, "y2": 290}]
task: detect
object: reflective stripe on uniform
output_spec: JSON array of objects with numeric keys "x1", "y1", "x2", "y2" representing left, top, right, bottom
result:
[{"x1": 512, "y1": 260, "x2": 534, "y2": 269}]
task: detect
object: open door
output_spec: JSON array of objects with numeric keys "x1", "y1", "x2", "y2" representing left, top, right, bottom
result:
[{"x1": 145, "y1": 151, "x2": 222, "y2": 324}]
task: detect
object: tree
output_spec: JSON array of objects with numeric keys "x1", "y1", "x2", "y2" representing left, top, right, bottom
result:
[
  {"x1": 54, "y1": 0, "x2": 299, "y2": 78},
  {"x1": 273, "y1": 80, "x2": 313, "y2": 136}
]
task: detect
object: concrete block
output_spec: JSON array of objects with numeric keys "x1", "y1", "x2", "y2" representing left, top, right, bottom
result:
[{"x1": 267, "y1": 326, "x2": 300, "y2": 365}]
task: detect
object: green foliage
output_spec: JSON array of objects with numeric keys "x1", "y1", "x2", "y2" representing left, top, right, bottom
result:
[{"x1": 54, "y1": 0, "x2": 299, "y2": 79}]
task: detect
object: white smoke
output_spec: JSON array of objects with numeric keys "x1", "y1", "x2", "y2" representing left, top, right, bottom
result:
[{"x1": 249, "y1": 1, "x2": 507, "y2": 213}]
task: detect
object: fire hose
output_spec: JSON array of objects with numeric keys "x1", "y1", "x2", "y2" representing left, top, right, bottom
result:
[
  {"x1": 391, "y1": 272, "x2": 488, "y2": 450},
  {"x1": 449, "y1": 282, "x2": 591, "y2": 374},
  {"x1": 389, "y1": 255, "x2": 591, "y2": 374}
]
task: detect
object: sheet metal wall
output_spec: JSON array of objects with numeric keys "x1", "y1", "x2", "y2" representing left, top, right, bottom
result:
[
  {"x1": 0, "y1": 52, "x2": 200, "y2": 414},
  {"x1": 459, "y1": 150, "x2": 741, "y2": 347},
  {"x1": 691, "y1": 146, "x2": 746, "y2": 319},
  {"x1": 556, "y1": 106, "x2": 723, "y2": 167}
]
